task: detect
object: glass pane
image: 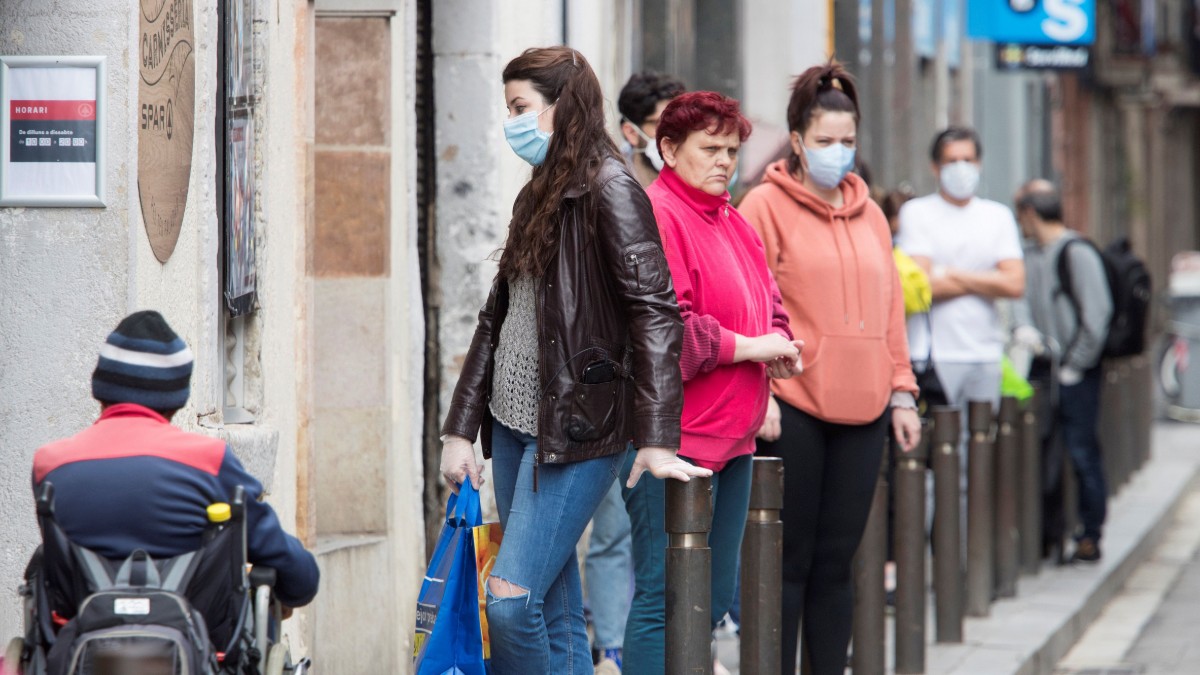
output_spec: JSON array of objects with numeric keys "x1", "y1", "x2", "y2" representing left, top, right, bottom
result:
[
  {"x1": 227, "y1": 0, "x2": 253, "y2": 105},
  {"x1": 225, "y1": 110, "x2": 256, "y2": 313}
]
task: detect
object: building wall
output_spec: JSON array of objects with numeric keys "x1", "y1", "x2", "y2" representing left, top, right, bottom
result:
[
  {"x1": 0, "y1": 3, "x2": 135, "y2": 638},
  {"x1": 0, "y1": 0, "x2": 315, "y2": 655},
  {"x1": 432, "y1": 0, "x2": 565, "y2": 496},
  {"x1": 307, "y1": 0, "x2": 424, "y2": 672},
  {"x1": 739, "y1": 0, "x2": 828, "y2": 130}
]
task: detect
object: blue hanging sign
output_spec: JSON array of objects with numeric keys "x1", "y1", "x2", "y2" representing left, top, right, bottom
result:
[
  {"x1": 945, "y1": 0, "x2": 963, "y2": 68},
  {"x1": 914, "y1": 0, "x2": 938, "y2": 58},
  {"x1": 967, "y1": 0, "x2": 1096, "y2": 46}
]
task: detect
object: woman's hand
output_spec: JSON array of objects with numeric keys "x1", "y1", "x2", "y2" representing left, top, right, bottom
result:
[
  {"x1": 765, "y1": 340, "x2": 804, "y2": 378},
  {"x1": 626, "y1": 446, "x2": 713, "y2": 489},
  {"x1": 756, "y1": 396, "x2": 782, "y2": 442},
  {"x1": 892, "y1": 407, "x2": 921, "y2": 453},
  {"x1": 440, "y1": 435, "x2": 483, "y2": 494},
  {"x1": 735, "y1": 333, "x2": 801, "y2": 365}
]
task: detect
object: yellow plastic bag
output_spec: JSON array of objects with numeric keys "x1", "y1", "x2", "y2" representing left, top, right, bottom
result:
[{"x1": 894, "y1": 248, "x2": 932, "y2": 316}]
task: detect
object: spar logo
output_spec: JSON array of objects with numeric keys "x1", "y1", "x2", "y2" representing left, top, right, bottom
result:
[{"x1": 78, "y1": 102, "x2": 94, "y2": 118}]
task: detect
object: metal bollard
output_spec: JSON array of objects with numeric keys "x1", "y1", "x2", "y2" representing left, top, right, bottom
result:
[
  {"x1": 665, "y1": 477, "x2": 713, "y2": 675},
  {"x1": 1132, "y1": 355, "x2": 1152, "y2": 472},
  {"x1": 894, "y1": 425, "x2": 929, "y2": 673},
  {"x1": 851, "y1": 447, "x2": 888, "y2": 675},
  {"x1": 1108, "y1": 362, "x2": 1128, "y2": 487},
  {"x1": 931, "y1": 406, "x2": 963, "y2": 643},
  {"x1": 740, "y1": 458, "x2": 783, "y2": 675},
  {"x1": 994, "y1": 396, "x2": 1020, "y2": 598},
  {"x1": 1019, "y1": 387, "x2": 1043, "y2": 576},
  {"x1": 965, "y1": 400, "x2": 994, "y2": 617},
  {"x1": 1101, "y1": 363, "x2": 1124, "y2": 492}
]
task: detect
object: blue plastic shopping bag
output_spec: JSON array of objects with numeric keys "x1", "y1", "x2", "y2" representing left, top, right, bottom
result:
[{"x1": 414, "y1": 482, "x2": 492, "y2": 675}]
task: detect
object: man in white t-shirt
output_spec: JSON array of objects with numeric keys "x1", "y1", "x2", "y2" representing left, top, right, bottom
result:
[{"x1": 896, "y1": 126, "x2": 1025, "y2": 410}]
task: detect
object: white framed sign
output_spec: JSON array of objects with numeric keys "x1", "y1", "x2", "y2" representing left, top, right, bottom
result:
[{"x1": 0, "y1": 55, "x2": 106, "y2": 207}]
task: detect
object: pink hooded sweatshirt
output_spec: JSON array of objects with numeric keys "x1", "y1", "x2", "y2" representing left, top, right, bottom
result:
[
  {"x1": 739, "y1": 159, "x2": 917, "y2": 425},
  {"x1": 647, "y1": 166, "x2": 793, "y2": 470}
]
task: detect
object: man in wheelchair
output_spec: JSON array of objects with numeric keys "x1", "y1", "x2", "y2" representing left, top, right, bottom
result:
[{"x1": 16, "y1": 311, "x2": 319, "y2": 674}]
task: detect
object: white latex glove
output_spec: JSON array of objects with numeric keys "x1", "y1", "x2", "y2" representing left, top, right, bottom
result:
[
  {"x1": 1059, "y1": 366, "x2": 1083, "y2": 387},
  {"x1": 1013, "y1": 325, "x2": 1045, "y2": 355},
  {"x1": 440, "y1": 435, "x2": 483, "y2": 494},
  {"x1": 626, "y1": 446, "x2": 712, "y2": 489},
  {"x1": 757, "y1": 396, "x2": 782, "y2": 441}
]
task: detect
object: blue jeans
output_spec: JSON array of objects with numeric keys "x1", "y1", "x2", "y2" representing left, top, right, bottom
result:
[
  {"x1": 620, "y1": 453, "x2": 753, "y2": 675},
  {"x1": 487, "y1": 423, "x2": 625, "y2": 675},
  {"x1": 585, "y1": 478, "x2": 633, "y2": 650}
]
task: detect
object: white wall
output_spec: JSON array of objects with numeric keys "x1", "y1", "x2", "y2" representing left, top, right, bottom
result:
[
  {"x1": 0, "y1": 0, "x2": 138, "y2": 639},
  {"x1": 0, "y1": 0, "x2": 312, "y2": 651},
  {"x1": 740, "y1": 0, "x2": 830, "y2": 129}
]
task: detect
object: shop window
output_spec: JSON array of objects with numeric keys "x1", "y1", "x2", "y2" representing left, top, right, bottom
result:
[{"x1": 217, "y1": 0, "x2": 258, "y2": 423}]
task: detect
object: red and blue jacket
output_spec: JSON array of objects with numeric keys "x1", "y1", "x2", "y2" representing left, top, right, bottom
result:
[{"x1": 33, "y1": 403, "x2": 320, "y2": 607}]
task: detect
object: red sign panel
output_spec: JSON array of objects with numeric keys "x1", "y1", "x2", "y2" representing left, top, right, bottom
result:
[{"x1": 10, "y1": 100, "x2": 97, "y2": 121}]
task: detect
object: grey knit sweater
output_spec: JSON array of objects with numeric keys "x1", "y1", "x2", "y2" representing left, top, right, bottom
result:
[{"x1": 490, "y1": 276, "x2": 541, "y2": 435}]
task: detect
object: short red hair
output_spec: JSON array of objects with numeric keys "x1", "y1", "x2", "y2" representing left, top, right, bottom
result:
[{"x1": 655, "y1": 91, "x2": 752, "y2": 154}]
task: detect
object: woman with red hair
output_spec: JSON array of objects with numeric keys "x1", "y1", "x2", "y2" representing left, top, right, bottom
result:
[{"x1": 620, "y1": 91, "x2": 803, "y2": 674}]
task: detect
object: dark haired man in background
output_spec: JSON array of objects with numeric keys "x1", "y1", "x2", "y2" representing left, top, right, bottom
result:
[{"x1": 617, "y1": 71, "x2": 686, "y2": 187}]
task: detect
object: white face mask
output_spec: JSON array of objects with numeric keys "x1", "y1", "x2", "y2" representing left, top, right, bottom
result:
[
  {"x1": 939, "y1": 161, "x2": 981, "y2": 201},
  {"x1": 627, "y1": 119, "x2": 664, "y2": 172}
]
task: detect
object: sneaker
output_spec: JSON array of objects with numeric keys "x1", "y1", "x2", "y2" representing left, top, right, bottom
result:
[{"x1": 1071, "y1": 538, "x2": 1102, "y2": 563}]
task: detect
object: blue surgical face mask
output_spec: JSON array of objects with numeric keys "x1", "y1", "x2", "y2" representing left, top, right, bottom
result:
[
  {"x1": 504, "y1": 103, "x2": 555, "y2": 166},
  {"x1": 802, "y1": 144, "x2": 856, "y2": 190}
]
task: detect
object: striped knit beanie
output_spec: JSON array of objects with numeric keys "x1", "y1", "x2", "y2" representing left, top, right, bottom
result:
[{"x1": 92, "y1": 311, "x2": 194, "y2": 412}]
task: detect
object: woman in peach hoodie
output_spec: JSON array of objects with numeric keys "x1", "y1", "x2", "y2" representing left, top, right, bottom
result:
[{"x1": 738, "y1": 62, "x2": 921, "y2": 675}]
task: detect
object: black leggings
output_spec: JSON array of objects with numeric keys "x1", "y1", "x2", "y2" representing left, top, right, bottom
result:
[{"x1": 756, "y1": 400, "x2": 887, "y2": 675}]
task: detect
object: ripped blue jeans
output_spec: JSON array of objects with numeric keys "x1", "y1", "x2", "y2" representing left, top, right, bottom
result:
[{"x1": 487, "y1": 422, "x2": 625, "y2": 675}]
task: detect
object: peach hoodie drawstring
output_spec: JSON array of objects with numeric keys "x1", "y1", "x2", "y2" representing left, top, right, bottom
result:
[
  {"x1": 829, "y1": 216, "x2": 852, "y2": 326},
  {"x1": 842, "y1": 215, "x2": 867, "y2": 330}
]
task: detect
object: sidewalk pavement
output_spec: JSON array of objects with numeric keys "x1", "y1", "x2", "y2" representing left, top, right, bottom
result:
[
  {"x1": 1056, "y1": 481, "x2": 1200, "y2": 674},
  {"x1": 714, "y1": 421, "x2": 1200, "y2": 675}
]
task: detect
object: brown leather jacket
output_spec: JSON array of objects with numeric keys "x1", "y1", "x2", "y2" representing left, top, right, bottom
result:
[{"x1": 442, "y1": 157, "x2": 683, "y2": 464}]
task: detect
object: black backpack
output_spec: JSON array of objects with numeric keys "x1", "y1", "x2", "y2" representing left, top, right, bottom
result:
[
  {"x1": 32, "y1": 482, "x2": 248, "y2": 675},
  {"x1": 44, "y1": 551, "x2": 219, "y2": 675},
  {"x1": 1057, "y1": 236, "x2": 1152, "y2": 359}
]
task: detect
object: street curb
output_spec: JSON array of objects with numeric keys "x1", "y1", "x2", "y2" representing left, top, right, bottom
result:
[{"x1": 925, "y1": 430, "x2": 1200, "y2": 675}]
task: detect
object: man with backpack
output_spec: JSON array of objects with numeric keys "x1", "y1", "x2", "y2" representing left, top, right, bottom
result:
[
  {"x1": 1014, "y1": 180, "x2": 1115, "y2": 563},
  {"x1": 32, "y1": 311, "x2": 320, "y2": 609}
]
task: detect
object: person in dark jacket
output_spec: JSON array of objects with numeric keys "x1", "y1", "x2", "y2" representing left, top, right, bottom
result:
[
  {"x1": 438, "y1": 46, "x2": 710, "y2": 674},
  {"x1": 33, "y1": 310, "x2": 319, "y2": 609}
]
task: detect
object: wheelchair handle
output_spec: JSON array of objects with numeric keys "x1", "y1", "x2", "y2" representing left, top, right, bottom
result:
[
  {"x1": 249, "y1": 565, "x2": 277, "y2": 589},
  {"x1": 36, "y1": 483, "x2": 54, "y2": 517},
  {"x1": 231, "y1": 485, "x2": 246, "y2": 521}
]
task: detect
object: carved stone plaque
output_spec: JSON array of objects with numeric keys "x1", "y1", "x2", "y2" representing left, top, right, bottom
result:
[{"x1": 138, "y1": 0, "x2": 195, "y2": 262}]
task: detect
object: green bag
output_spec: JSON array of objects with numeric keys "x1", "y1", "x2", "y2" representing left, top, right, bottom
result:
[{"x1": 1000, "y1": 355, "x2": 1034, "y2": 401}]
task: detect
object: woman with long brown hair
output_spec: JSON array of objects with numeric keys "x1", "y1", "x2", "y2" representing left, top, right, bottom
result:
[
  {"x1": 739, "y1": 62, "x2": 921, "y2": 674},
  {"x1": 438, "y1": 46, "x2": 709, "y2": 673}
]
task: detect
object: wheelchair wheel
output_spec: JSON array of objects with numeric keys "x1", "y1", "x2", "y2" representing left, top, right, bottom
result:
[
  {"x1": 4, "y1": 637, "x2": 24, "y2": 674},
  {"x1": 265, "y1": 642, "x2": 288, "y2": 675}
]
